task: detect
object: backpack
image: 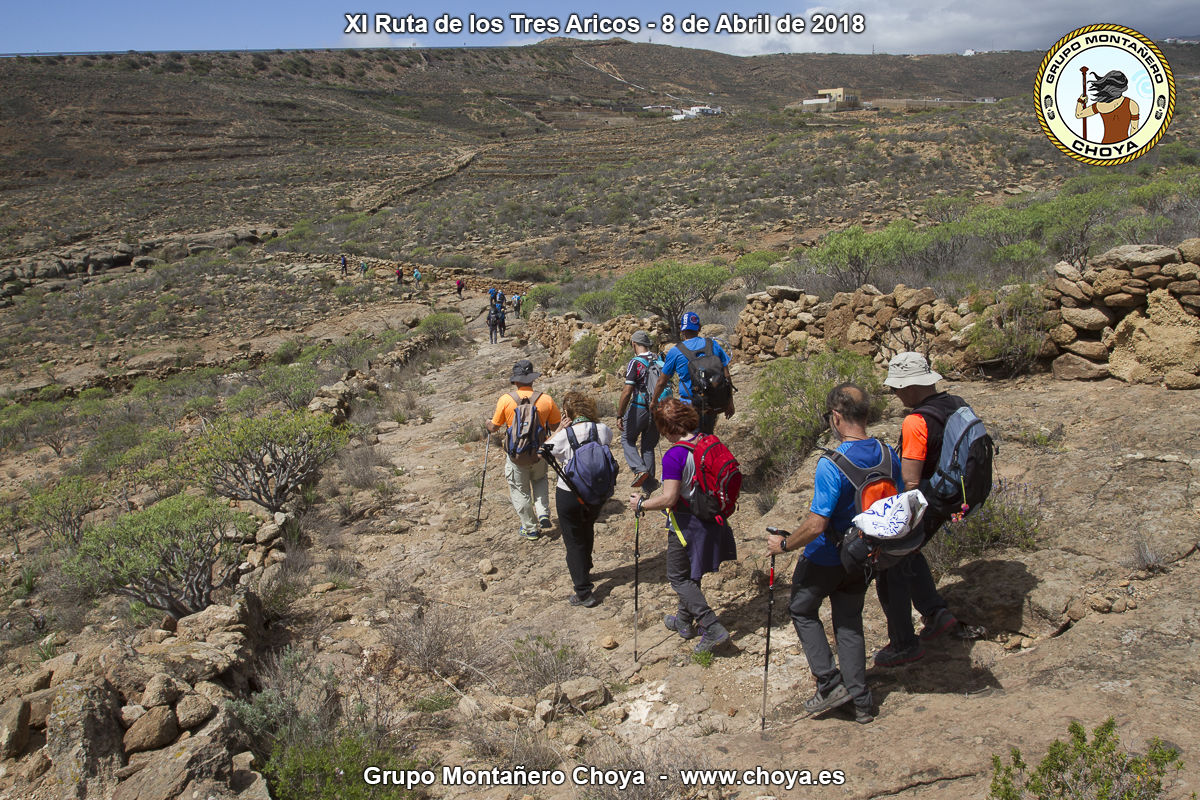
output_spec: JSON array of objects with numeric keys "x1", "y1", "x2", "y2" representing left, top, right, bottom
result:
[
  {"x1": 632, "y1": 354, "x2": 671, "y2": 407},
  {"x1": 909, "y1": 397, "x2": 995, "y2": 518},
  {"x1": 821, "y1": 444, "x2": 923, "y2": 575},
  {"x1": 677, "y1": 434, "x2": 741, "y2": 524},
  {"x1": 679, "y1": 339, "x2": 732, "y2": 412},
  {"x1": 505, "y1": 390, "x2": 548, "y2": 466},
  {"x1": 562, "y1": 424, "x2": 619, "y2": 505}
]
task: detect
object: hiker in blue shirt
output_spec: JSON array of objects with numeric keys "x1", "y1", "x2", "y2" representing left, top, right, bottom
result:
[{"x1": 652, "y1": 312, "x2": 734, "y2": 435}]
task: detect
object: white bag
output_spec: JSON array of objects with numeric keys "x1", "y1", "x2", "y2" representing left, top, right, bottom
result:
[{"x1": 852, "y1": 489, "x2": 928, "y2": 540}]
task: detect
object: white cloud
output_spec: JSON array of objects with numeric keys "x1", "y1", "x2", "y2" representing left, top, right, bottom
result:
[{"x1": 339, "y1": 31, "x2": 399, "y2": 48}]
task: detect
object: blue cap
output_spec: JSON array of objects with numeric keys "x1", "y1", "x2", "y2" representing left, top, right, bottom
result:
[{"x1": 680, "y1": 312, "x2": 700, "y2": 331}]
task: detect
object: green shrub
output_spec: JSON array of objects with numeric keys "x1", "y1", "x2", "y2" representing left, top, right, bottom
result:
[
  {"x1": 989, "y1": 717, "x2": 1185, "y2": 800},
  {"x1": 194, "y1": 412, "x2": 349, "y2": 513},
  {"x1": 573, "y1": 290, "x2": 617, "y2": 321},
  {"x1": 732, "y1": 250, "x2": 783, "y2": 292},
  {"x1": 63, "y1": 494, "x2": 254, "y2": 618},
  {"x1": 504, "y1": 260, "x2": 552, "y2": 282},
  {"x1": 748, "y1": 349, "x2": 883, "y2": 480},
  {"x1": 271, "y1": 339, "x2": 305, "y2": 365},
  {"x1": 265, "y1": 733, "x2": 420, "y2": 800},
  {"x1": 255, "y1": 363, "x2": 320, "y2": 411},
  {"x1": 927, "y1": 479, "x2": 1039, "y2": 573},
  {"x1": 613, "y1": 262, "x2": 728, "y2": 335},
  {"x1": 28, "y1": 476, "x2": 98, "y2": 548},
  {"x1": 524, "y1": 284, "x2": 560, "y2": 311},
  {"x1": 568, "y1": 333, "x2": 600, "y2": 374},
  {"x1": 507, "y1": 634, "x2": 588, "y2": 693},
  {"x1": 965, "y1": 284, "x2": 1048, "y2": 377},
  {"x1": 414, "y1": 312, "x2": 464, "y2": 343}
]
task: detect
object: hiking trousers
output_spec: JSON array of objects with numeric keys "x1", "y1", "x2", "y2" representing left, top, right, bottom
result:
[
  {"x1": 557, "y1": 487, "x2": 602, "y2": 598},
  {"x1": 665, "y1": 529, "x2": 719, "y2": 632},
  {"x1": 503, "y1": 456, "x2": 550, "y2": 534},
  {"x1": 876, "y1": 548, "x2": 946, "y2": 652},
  {"x1": 621, "y1": 403, "x2": 659, "y2": 478},
  {"x1": 789, "y1": 557, "x2": 872, "y2": 712}
]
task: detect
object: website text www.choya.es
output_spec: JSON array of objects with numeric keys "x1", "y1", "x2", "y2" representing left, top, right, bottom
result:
[{"x1": 362, "y1": 764, "x2": 847, "y2": 791}]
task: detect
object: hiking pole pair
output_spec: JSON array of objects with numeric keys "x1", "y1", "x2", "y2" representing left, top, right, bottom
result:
[
  {"x1": 474, "y1": 433, "x2": 490, "y2": 530},
  {"x1": 762, "y1": 527, "x2": 789, "y2": 731}
]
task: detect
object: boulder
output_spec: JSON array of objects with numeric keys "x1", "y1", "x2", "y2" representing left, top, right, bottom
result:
[
  {"x1": 898, "y1": 287, "x2": 937, "y2": 313},
  {"x1": 46, "y1": 681, "x2": 125, "y2": 799},
  {"x1": 141, "y1": 672, "x2": 185, "y2": 708},
  {"x1": 1048, "y1": 323, "x2": 1078, "y2": 346},
  {"x1": 1064, "y1": 340, "x2": 1109, "y2": 361},
  {"x1": 560, "y1": 677, "x2": 609, "y2": 712},
  {"x1": 1092, "y1": 244, "x2": 1180, "y2": 269},
  {"x1": 1090, "y1": 268, "x2": 1131, "y2": 297},
  {"x1": 123, "y1": 705, "x2": 179, "y2": 754},
  {"x1": 1109, "y1": 290, "x2": 1200, "y2": 384},
  {"x1": 0, "y1": 698, "x2": 30, "y2": 759},
  {"x1": 1165, "y1": 370, "x2": 1200, "y2": 390},
  {"x1": 176, "y1": 694, "x2": 216, "y2": 731},
  {"x1": 111, "y1": 735, "x2": 232, "y2": 800},
  {"x1": 1052, "y1": 353, "x2": 1109, "y2": 380},
  {"x1": 1061, "y1": 306, "x2": 1115, "y2": 332},
  {"x1": 1053, "y1": 261, "x2": 1083, "y2": 282},
  {"x1": 1179, "y1": 238, "x2": 1200, "y2": 265},
  {"x1": 1099, "y1": 292, "x2": 1146, "y2": 309},
  {"x1": 765, "y1": 285, "x2": 803, "y2": 301}
]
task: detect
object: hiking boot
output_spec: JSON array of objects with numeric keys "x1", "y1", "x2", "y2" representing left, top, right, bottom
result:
[
  {"x1": 803, "y1": 684, "x2": 851, "y2": 717},
  {"x1": 631, "y1": 472, "x2": 648, "y2": 488},
  {"x1": 520, "y1": 528, "x2": 540, "y2": 541},
  {"x1": 568, "y1": 593, "x2": 599, "y2": 608},
  {"x1": 873, "y1": 641, "x2": 925, "y2": 668},
  {"x1": 539, "y1": 516, "x2": 552, "y2": 529},
  {"x1": 693, "y1": 623, "x2": 729, "y2": 653},
  {"x1": 663, "y1": 614, "x2": 697, "y2": 640},
  {"x1": 919, "y1": 608, "x2": 959, "y2": 641},
  {"x1": 851, "y1": 704, "x2": 874, "y2": 724}
]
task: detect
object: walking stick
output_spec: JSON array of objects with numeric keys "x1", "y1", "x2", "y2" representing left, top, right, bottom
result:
[
  {"x1": 634, "y1": 513, "x2": 641, "y2": 663},
  {"x1": 474, "y1": 434, "x2": 490, "y2": 530},
  {"x1": 1080, "y1": 66, "x2": 1089, "y2": 141},
  {"x1": 762, "y1": 528, "x2": 788, "y2": 731}
]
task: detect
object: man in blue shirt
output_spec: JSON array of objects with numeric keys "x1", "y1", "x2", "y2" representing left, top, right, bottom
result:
[
  {"x1": 766, "y1": 383, "x2": 899, "y2": 725},
  {"x1": 651, "y1": 312, "x2": 734, "y2": 434}
]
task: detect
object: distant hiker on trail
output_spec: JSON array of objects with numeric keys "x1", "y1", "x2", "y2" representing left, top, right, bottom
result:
[
  {"x1": 767, "y1": 383, "x2": 897, "y2": 724},
  {"x1": 485, "y1": 360, "x2": 561, "y2": 540},
  {"x1": 413, "y1": 267, "x2": 422, "y2": 287},
  {"x1": 616, "y1": 330, "x2": 669, "y2": 491},
  {"x1": 512, "y1": 294, "x2": 522, "y2": 315},
  {"x1": 874, "y1": 352, "x2": 993, "y2": 667},
  {"x1": 341, "y1": 254, "x2": 348, "y2": 276},
  {"x1": 544, "y1": 391, "x2": 617, "y2": 608},
  {"x1": 652, "y1": 312, "x2": 735, "y2": 435},
  {"x1": 496, "y1": 305, "x2": 507, "y2": 337},
  {"x1": 395, "y1": 267, "x2": 403, "y2": 285},
  {"x1": 456, "y1": 278, "x2": 464, "y2": 298},
  {"x1": 629, "y1": 398, "x2": 736, "y2": 654},
  {"x1": 489, "y1": 287, "x2": 497, "y2": 305},
  {"x1": 360, "y1": 261, "x2": 368, "y2": 278},
  {"x1": 496, "y1": 288, "x2": 506, "y2": 308},
  {"x1": 487, "y1": 307, "x2": 501, "y2": 344}
]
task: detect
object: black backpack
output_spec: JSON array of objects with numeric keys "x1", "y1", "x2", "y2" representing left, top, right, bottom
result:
[
  {"x1": 679, "y1": 339, "x2": 732, "y2": 412},
  {"x1": 907, "y1": 394, "x2": 995, "y2": 519},
  {"x1": 563, "y1": 424, "x2": 619, "y2": 506},
  {"x1": 821, "y1": 444, "x2": 924, "y2": 576}
]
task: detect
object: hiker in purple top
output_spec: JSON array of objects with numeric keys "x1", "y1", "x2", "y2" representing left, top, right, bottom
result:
[{"x1": 629, "y1": 398, "x2": 735, "y2": 653}]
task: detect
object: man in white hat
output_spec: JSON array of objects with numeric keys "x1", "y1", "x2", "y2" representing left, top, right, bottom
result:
[{"x1": 874, "y1": 352, "x2": 963, "y2": 667}]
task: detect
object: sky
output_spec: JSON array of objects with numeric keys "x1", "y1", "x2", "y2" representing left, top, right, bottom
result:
[{"x1": 1, "y1": 0, "x2": 1197, "y2": 56}]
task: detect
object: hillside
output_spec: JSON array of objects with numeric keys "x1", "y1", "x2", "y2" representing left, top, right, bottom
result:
[{"x1": 0, "y1": 38, "x2": 1199, "y2": 800}]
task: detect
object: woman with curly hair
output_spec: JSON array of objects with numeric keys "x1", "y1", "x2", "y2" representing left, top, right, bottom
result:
[{"x1": 628, "y1": 398, "x2": 736, "y2": 653}]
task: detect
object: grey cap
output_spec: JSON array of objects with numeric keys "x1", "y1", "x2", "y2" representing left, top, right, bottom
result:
[
  {"x1": 631, "y1": 330, "x2": 652, "y2": 347},
  {"x1": 884, "y1": 352, "x2": 943, "y2": 389},
  {"x1": 509, "y1": 359, "x2": 540, "y2": 384}
]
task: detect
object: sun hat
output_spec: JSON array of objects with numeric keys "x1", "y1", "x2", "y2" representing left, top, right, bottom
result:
[
  {"x1": 883, "y1": 352, "x2": 943, "y2": 389},
  {"x1": 509, "y1": 359, "x2": 540, "y2": 384}
]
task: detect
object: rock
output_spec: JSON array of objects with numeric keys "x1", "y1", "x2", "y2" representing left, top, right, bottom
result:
[
  {"x1": 141, "y1": 672, "x2": 185, "y2": 708},
  {"x1": 175, "y1": 693, "x2": 215, "y2": 730},
  {"x1": 1091, "y1": 268, "x2": 1132, "y2": 297},
  {"x1": 533, "y1": 699, "x2": 555, "y2": 723},
  {"x1": 1049, "y1": 323, "x2": 1078, "y2": 346},
  {"x1": 1088, "y1": 595, "x2": 1113, "y2": 613},
  {"x1": 560, "y1": 677, "x2": 609, "y2": 712},
  {"x1": 123, "y1": 704, "x2": 179, "y2": 753},
  {"x1": 457, "y1": 695, "x2": 482, "y2": 719},
  {"x1": 1109, "y1": 290, "x2": 1200, "y2": 383},
  {"x1": 120, "y1": 704, "x2": 148, "y2": 727},
  {"x1": 1063, "y1": 340, "x2": 1109, "y2": 361},
  {"x1": 478, "y1": 558, "x2": 496, "y2": 575},
  {"x1": 255, "y1": 522, "x2": 282, "y2": 546},
  {"x1": 21, "y1": 748, "x2": 51, "y2": 781},
  {"x1": 1100, "y1": 292, "x2": 1146, "y2": 308},
  {"x1": 1168, "y1": 279, "x2": 1200, "y2": 296},
  {"x1": 1065, "y1": 596, "x2": 1088, "y2": 622},
  {"x1": 898, "y1": 287, "x2": 937, "y2": 313},
  {"x1": 1179, "y1": 239, "x2": 1200, "y2": 264},
  {"x1": 765, "y1": 285, "x2": 803, "y2": 301},
  {"x1": 1061, "y1": 305, "x2": 1115, "y2": 332},
  {"x1": 310, "y1": 582, "x2": 336, "y2": 594},
  {"x1": 14, "y1": 668, "x2": 52, "y2": 697},
  {"x1": 24, "y1": 687, "x2": 59, "y2": 728},
  {"x1": 1164, "y1": 370, "x2": 1200, "y2": 390},
  {"x1": 599, "y1": 635, "x2": 619, "y2": 650},
  {"x1": 46, "y1": 681, "x2": 125, "y2": 800},
  {"x1": 1053, "y1": 261, "x2": 1083, "y2": 282},
  {"x1": 0, "y1": 698, "x2": 30, "y2": 759},
  {"x1": 111, "y1": 735, "x2": 232, "y2": 800},
  {"x1": 43, "y1": 651, "x2": 80, "y2": 686},
  {"x1": 174, "y1": 604, "x2": 241, "y2": 643},
  {"x1": 1052, "y1": 353, "x2": 1109, "y2": 380},
  {"x1": 1092, "y1": 244, "x2": 1179, "y2": 269},
  {"x1": 1052, "y1": 278, "x2": 1088, "y2": 302}
]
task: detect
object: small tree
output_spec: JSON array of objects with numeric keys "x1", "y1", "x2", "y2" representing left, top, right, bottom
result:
[
  {"x1": 254, "y1": 363, "x2": 320, "y2": 412},
  {"x1": 64, "y1": 494, "x2": 255, "y2": 619},
  {"x1": 614, "y1": 262, "x2": 728, "y2": 340},
  {"x1": 0, "y1": 499, "x2": 24, "y2": 555},
  {"x1": 28, "y1": 475, "x2": 97, "y2": 548},
  {"x1": 195, "y1": 412, "x2": 348, "y2": 513}
]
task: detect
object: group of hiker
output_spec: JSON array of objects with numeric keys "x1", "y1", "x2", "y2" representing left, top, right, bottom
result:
[
  {"x1": 337, "y1": 255, "x2": 422, "y2": 287},
  {"x1": 486, "y1": 287, "x2": 523, "y2": 344},
  {"x1": 481, "y1": 309, "x2": 995, "y2": 724}
]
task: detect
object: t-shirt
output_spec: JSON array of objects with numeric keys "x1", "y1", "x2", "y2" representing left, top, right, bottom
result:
[
  {"x1": 662, "y1": 337, "x2": 730, "y2": 403},
  {"x1": 491, "y1": 388, "x2": 561, "y2": 433},
  {"x1": 900, "y1": 413, "x2": 929, "y2": 463},
  {"x1": 545, "y1": 421, "x2": 614, "y2": 491},
  {"x1": 660, "y1": 439, "x2": 699, "y2": 507},
  {"x1": 623, "y1": 353, "x2": 659, "y2": 405},
  {"x1": 805, "y1": 438, "x2": 902, "y2": 567}
]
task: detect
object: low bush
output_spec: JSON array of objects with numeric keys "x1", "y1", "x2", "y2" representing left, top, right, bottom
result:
[
  {"x1": 568, "y1": 334, "x2": 600, "y2": 374},
  {"x1": 925, "y1": 479, "x2": 1039, "y2": 577},
  {"x1": 506, "y1": 634, "x2": 589, "y2": 693},
  {"x1": 28, "y1": 475, "x2": 98, "y2": 548},
  {"x1": 989, "y1": 717, "x2": 1185, "y2": 800},
  {"x1": 414, "y1": 312, "x2": 464, "y2": 344},
  {"x1": 383, "y1": 604, "x2": 487, "y2": 680},
  {"x1": 964, "y1": 284, "x2": 1048, "y2": 377},
  {"x1": 64, "y1": 494, "x2": 255, "y2": 619},
  {"x1": 748, "y1": 349, "x2": 884, "y2": 481}
]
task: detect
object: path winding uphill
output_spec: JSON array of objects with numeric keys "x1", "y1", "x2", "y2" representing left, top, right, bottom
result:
[{"x1": 305, "y1": 282, "x2": 1200, "y2": 798}]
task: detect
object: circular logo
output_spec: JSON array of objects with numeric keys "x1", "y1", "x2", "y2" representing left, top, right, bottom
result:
[{"x1": 1035, "y1": 24, "x2": 1175, "y2": 165}]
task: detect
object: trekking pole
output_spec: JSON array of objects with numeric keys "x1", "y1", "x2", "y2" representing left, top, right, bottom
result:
[
  {"x1": 763, "y1": 527, "x2": 788, "y2": 731},
  {"x1": 474, "y1": 434, "x2": 490, "y2": 530},
  {"x1": 1080, "y1": 66, "x2": 1089, "y2": 141},
  {"x1": 633, "y1": 512, "x2": 641, "y2": 663}
]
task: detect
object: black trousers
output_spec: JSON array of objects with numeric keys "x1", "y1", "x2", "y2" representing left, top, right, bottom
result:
[{"x1": 557, "y1": 486, "x2": 602, "y2": 598}]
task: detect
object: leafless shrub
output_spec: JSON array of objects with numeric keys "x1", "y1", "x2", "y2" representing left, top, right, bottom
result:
[
  {"x1": 501, "y1": 633, "x2": 591, "y2": 695},
  {"x1": 383, "y1": 604, "x2": 488, "y2": 682},
  {"x1": 1127, "y1": 533, "x2": 1168, "y2": 573},
  {"x1": 339, "y1": 445, "x2": 386, "y2": 490},
  {"x1": 580, "y1": 740, "x2": 710, "y2": 800},
  {"x1": 464, "y1": 722, "x2": 562, "y2": 771}
]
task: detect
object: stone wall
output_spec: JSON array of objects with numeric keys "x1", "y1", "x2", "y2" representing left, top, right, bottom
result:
[{"x1": 521, "y1": 310, "x2": 674, "y2": 377}]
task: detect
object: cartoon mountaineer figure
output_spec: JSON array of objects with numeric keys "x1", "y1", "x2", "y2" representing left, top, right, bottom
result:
[{"x1": 1075, "y1": 70, "x2": 1140, "y2": 144}]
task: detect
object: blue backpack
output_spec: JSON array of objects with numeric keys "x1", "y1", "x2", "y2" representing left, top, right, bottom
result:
[
  {"x1": 910, "y1": 396, "x2": 995, "y2": 518},
  {"x1": 563, "y1": 424, "x2": 618, "y2": 505}
]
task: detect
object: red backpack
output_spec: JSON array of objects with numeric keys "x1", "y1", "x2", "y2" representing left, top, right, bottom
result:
[{"x1": 678, "y1": 434, "x2": 742, "y2": 524}]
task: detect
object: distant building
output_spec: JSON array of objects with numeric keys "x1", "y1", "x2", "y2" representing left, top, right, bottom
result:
[
  {"x1": 670, "y1": 105, "x2": 723, "y2": 121},
  {"x1": 786, "y1": 87, "x2": 860, "y2": 113}
]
